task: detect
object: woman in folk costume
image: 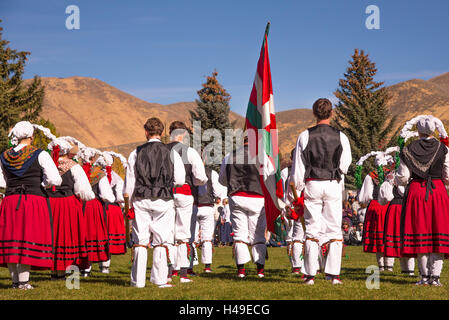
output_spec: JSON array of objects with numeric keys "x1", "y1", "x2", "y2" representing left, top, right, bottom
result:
[
  {"x1": 395, "y1": 115, "x2": 449, "y2": 286},
  {"x1": 379, "y1": 146, "x2": 417, "y2": 276},
  {"x1": 96, "y1": 151, "x2": 128, "y2": 273},
  {"x1": 41, "y1": 134, "x2": 96, "y2": 279},
  {"x1": 357, "y1": 150, "x2": 395, "y2": 271},
  {"x1": 0, "y1": 121, "x2": 62, "y2": 289},
  {"x1": 78, "y1": 147, "x2": 116, "y2": 277}
]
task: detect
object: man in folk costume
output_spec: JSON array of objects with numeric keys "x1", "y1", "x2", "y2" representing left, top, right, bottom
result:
[
  {"x1": 219, "y1": 136, "x2": 267, "y2": 279},
  {"x1": 289, "y1": 98, "x2": 352, "y2": 285},
  {"x1": 379, "y1": 147, "x2": 416, "y2": 276},
  {"x1": 395, "y1": 115, "x2": 449, "y2": 286},
  {"x1": 281, "y1": 148, "x2": 305, "y2": 275},
  {"x1": 0, "y1": 121, "x2": 62, "y2": 289},
  {"x1": 191, "y1": 154, "x2": 227, "y2": 273},
  {"x1": 96, "y1": 152, "x2": 128, "y2": 274},
  {"x1": 125, "y1": 117, "x2": 185, "y2": 288},
  {"x1": 42, "y1": 134, "x2": 96, "y2": 280},
  {"x1": 166, "y1": 121, "x2": 207, "y2": 283},
  {"x1": 358, "y1": 151, "x2": 395, "y2": 271},
  {"x1": 78, "y1": 147, "x2": 116, "y2": 277}
]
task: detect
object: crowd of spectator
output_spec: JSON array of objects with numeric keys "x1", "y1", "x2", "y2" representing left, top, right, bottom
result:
[{"x1": 342, "y1": 191, "x2": 366, "y2": 246}]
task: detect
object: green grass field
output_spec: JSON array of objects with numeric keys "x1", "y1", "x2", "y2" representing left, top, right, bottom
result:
[{"x1": 0, "y1": 246, "x2": 448, "y2": 300}]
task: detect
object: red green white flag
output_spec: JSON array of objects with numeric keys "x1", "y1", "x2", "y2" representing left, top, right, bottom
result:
[{"x1": 245, "y1": 22, "x2": 285, "y2": 233}]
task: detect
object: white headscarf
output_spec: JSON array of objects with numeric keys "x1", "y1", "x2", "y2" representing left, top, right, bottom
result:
[{"x1": 8, "y1": 121, "x2": 34, "y2": 146}]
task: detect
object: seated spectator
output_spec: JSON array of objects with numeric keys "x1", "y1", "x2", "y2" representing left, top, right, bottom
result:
[
  {"x1": 349, "y1": 225, "x2": 363, "y2": 246},
  {"x1": 342, "y1": 222, "x2": 351, "y2": 245},
  {"x1": 357, "y1": 206, "x2": 367, "y2": 224},
  {"x1": 342, "y1": 201, "x2": 356, "y2": 226}
]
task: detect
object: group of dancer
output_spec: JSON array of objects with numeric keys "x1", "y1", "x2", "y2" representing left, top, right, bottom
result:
[
  {"x1": 358, "y1": 115, "x2": 449, "y2": 286},
  {"x1": 0, "y1": 122, "x2": 127, "y2": 289},
  {"x1": 0, "y1": 97, "x2": 448, "y2": 290}
]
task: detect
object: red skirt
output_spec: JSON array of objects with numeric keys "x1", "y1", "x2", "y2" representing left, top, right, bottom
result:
[
  {"x1": 84, "y1": 199, "x2": 109, "y2": 262},
  {"x1": 363, "y1": 200, "x2": 389, "y2": 253},
  {"x1": 0, "y1": 194, "x2": 54, "y2": 268},
  {"x1": 383, "y1": 202, "x2": 403, "y2": 257},
  {"x1": 50, "y1": 196, "x2": 88, "y2": 271},
  {"x1": 401, "y1": 179, "x2": 449, "y2": 256},
  {"x1": 106, "y1": 204, "x2": 126, "y2": 255}
]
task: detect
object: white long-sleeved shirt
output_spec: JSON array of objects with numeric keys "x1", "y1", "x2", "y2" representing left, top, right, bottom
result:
[
  {"x1": 98, "y1": 175, "x2": 116, "y2": 203},
  {"x1": 0, "y1": 144, "x2": 62, "y2": 189},
  {"x1": 124, "y1": 138, "x2": 186, "y2": 204},
  {"x1": 280, "y1": 166, "x2": 290, "y2": 204},
  {"x1": 395, "y1": 141, "x2": 449, "y2": 187},
  {"x1": 378, "y1": 179, "x2": 405, "y2": 206},
  {"x1": 197, "y1": 169, "x2": 227, "y2": 201},
  {"x1": 70, "y1": 164, "x2": 95, "y2": 201},
  {"x1": 358, "y1": 175, "x2": 374, "y2": 205},
  {"x1": 171, "y1": 140, "x2": 208, "y2": 187},
  {"x1": 289, "y1": 128, "x2": 352, "y2": 199},
  {"x1": 110, "y1": 170, "x2": 124, "y2": 203}
]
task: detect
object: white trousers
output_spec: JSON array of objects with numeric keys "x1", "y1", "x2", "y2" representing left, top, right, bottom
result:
[
  {"x1": 192, "y1": 205, "x2": 216, "y2": 265},
  {"x1": 303, "y1": 180, "x2": 343, "y2": 277},
  {"x1": 173, "y1": 194, "x2": 194, "y2": 269},
  {"x1": 290, "y1": 219, "x2": 305, "y2": 269},
  {"x1": 130, "y1": 198, "x2": 175, "y2": 287},
  {"x1": 229, "y1": 196, "x2": 266, "y2": 265}
]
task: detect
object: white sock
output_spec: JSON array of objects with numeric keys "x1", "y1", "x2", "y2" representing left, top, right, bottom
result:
[
  {"x1": 376, "y1": 252, "x2": 385, "y2": 268},
  {"x1": 17, "y1": 264, "x2": 30, "y2": 283},
  {"x1": 429, "y1": 253, "x2": 444, "y2": 277},
  {"x1": 417, "y1": 253, "x2": 430, "y2": 277}
]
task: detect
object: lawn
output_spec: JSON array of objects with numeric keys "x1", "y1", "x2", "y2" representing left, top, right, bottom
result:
[{"x1": 0, "y1": 246, "x2": 448, "y2": 300}]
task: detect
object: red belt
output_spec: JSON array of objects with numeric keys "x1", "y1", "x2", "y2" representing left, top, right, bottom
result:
[
  {"x1": 231, "y1": 191, "x2": 264, "y2": 198},
  {"x1": 173, "y1": 184, "x2": 192, "y2": 195}
]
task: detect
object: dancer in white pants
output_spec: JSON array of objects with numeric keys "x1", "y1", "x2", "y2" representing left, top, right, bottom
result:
[
  {"x1": 125, "y1": 118, "x2": 185, "y2": 288},
  {"x1": 191, "y1": 167, "x2": 226, "y2": 272},
  {"x1": 219, "y1": 142, "x2": 267, "y2": 278},
  {"x1": 290, "y1": 99, "x2": 352, "y2": 285},
  {"x1": 166, "y1": 121, "x2": 207, "y2": 283}
]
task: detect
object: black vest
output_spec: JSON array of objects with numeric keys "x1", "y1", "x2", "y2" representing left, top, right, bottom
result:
[
  {"x1": 134, "y1": 141, "x2": 174, "y2": 200},
  {"x1": 372, "y1": 184, "x2": 380, "y2": 201},
  {"x1": 3, "y1": 154, "x2": 46, "y2": 197},
  {"x1": 303, "y1": 125, "x2": 343, "y2": 181},
  {"x1": 390, "y1": 186, "x2": 403, "y2": 205},
  {"x1": 225, "y1": 145, "x2": 263, "y2": 196},
  {"x1": 167, "y1": 141, "x2": 194, "y2": 186},
  {"x1": 48, "y1": 170, "x2": 75, "y2": 198},
  {"x1": 193, "y1": 167, "x2": 214, "y2": 205}
]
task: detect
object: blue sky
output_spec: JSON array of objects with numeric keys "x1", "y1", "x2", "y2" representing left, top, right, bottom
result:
[{"x1": 1, "y1": 0, "x2": 449, "y2": 116}]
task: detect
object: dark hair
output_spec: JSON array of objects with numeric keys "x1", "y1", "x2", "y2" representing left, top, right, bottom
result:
[
  {"x1": 169, "y1": 121, "x2": 188, "y2": 135},
  {"x1": 144, "y1": 117, "x2": 164, "y2": 136},
  {"x1": 312, "y1": 98, "x2": 333, "y2": 120}
]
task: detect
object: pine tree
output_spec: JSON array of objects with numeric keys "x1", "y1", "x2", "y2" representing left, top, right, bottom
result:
[
  {"x1": 33, "y1": 118, "x2": 58, "y2": 151},
  {"x1": 332, "y1": 49, "x2": 398, "y2": 190},
  {"x1": 190, "y1": 71, "x2": 234, "y2": 171},
  {"x1": 0, "y1": 20, "x2": 45, "y2": 152}
]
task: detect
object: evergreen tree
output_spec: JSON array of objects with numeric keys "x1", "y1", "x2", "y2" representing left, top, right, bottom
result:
[
  {"x1": 0, "y1": 20, "x2": 45, "y2": 152},
  {"x1": 190, "y1": 71, "x2": 234, "y2": 171},
  {"x1": 33, "y1": 118, "x2": 58, "y2": 150},
  {"x1": 332, "y1": 49, "x2": 398, "y2": 190}
]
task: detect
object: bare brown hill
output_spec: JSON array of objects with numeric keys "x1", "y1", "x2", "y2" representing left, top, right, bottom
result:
[
  {"x1": 30, "y1": 72, "x2": 449, "y2": 158},
  {"x1": 30, "y1": 76, "x2": 244, "y2": 151}
]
